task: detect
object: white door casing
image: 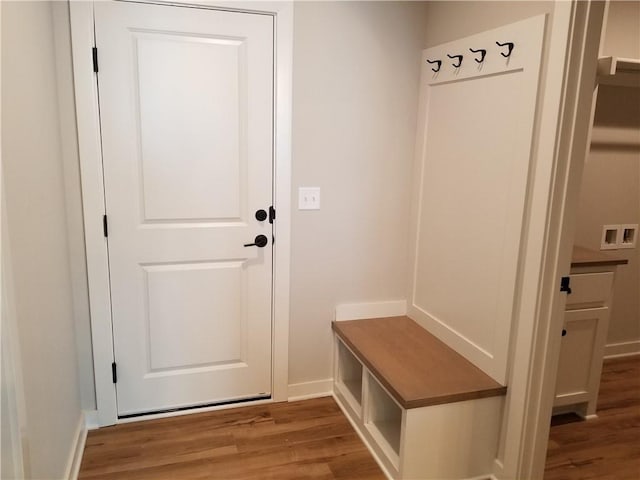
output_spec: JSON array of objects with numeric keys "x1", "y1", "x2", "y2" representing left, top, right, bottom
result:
[
  {"x1": 70, "y1": 0, "x2": 292, "y2": 424},
  {"x1": 408, "y1": 16, "x2": 546, "y2": 385}
]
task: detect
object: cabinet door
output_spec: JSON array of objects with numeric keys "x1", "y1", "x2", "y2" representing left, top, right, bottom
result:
[
  {"x1": 566, "y1": 272, "x2": 614, "y2": 309},
  {"x1": 554, "y1": 307, "x2": 609, "y2": 408}
]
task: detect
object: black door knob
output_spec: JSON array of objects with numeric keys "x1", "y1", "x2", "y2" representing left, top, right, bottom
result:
[
  {"x1": 244, "y1": 234, "x2": 268, "y2": 248},
  {"x1": 255, "y1": 209, "x2": 268, "y2": 221},
  {"x1": 562, "y1": 329, "x2": 567, "y2": 337}
]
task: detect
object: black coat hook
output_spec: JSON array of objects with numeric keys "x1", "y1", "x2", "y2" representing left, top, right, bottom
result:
[
  {"x1": 447, "y1": 54, "x2": 463, "y2": 68},
  {"x1": 469, "y1": 48, "x2": 486, "y2": 63},
  {"x1": 496, "y1": 41, "x2": 514, "y2": 58},
  {"x1": 426, "y1": 59, "x2": 442, "y2": 72}
]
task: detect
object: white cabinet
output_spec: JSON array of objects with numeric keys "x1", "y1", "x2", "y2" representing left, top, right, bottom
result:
[{"x1": 553, "y1": 248, "x2": 626, "y2": 417}]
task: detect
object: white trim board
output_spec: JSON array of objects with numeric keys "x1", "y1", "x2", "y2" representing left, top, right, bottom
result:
[
  {"x1": 604, "y1": 340, "x2": 640, "y2": 359},
  {"x1": 69, "y1": 0, "x2": 293, "y2": 426},
  {"x1": 335, "y1": 300, "x2": 407, "y2": 321},
  {"x1": 287, "y1": 379, "x2": 333, "y2": 402},
  {"x1": 63, "y1": 413, "x2": 87, "y2": 480},
  {"x1": 84, "y1": 410, "x2": 99, "y2": 431},
  {"x1": 1, "y1": 169, "x2": 29, "y2": 479},
  {"x1": 496, "y1": 2, "x2": 608, "y2": 479}
]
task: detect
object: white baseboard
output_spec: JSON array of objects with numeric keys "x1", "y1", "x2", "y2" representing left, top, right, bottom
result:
[
  {"x1": 335, "y1": 300, "x2": 407, "y2": 321},
  {"x1": 604, "y1": 340, "x2": 640, "y2": 359},
  {"x1": 64, "y1": 412, "x2": 87, "y2": 480},
  {"x1": 288, "y1": 379, "x2": 333, "y2": 402},
  {"x1": 84, "y1": 409, "x2": 99, "y2": 430}
]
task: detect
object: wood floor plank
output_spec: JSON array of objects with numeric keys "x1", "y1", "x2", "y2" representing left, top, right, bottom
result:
[
  {"x1": 78, "y1": 396, "x2": 385, "y2": 480},
  {"x1": 545, "y1": 356, "x2": 640, "y2": 480},
  {"x1": 80, "y1": 358, "x2": 637, "y2": 480},
  {"x1": 328, "y1": 450, "x2": 389, "y2": 480}
]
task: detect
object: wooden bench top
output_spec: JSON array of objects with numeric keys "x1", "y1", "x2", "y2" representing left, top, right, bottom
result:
[{"x1": 332, "y1": 316, "x2": 507, "y2": 409}]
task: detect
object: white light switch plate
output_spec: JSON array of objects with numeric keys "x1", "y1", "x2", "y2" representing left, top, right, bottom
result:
[{"x1": 298, "y1": 187, "x2": 320, "y2": 210}]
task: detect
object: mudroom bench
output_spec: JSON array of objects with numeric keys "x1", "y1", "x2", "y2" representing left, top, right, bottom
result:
[{"x1": 332, "y1": 316, "x2": 507, "y2": 480}]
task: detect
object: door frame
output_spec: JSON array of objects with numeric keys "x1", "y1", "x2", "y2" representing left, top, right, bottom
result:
[
  {"x1": 70, "y1": 0, "x2": 293, "y2": 427},
  {"x1": 496, "y1": 1, "x2": 606, "y2": 478}
]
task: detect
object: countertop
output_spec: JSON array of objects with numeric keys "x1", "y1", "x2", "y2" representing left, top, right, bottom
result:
[{"x1": 572, "y1": 245, "x2": 629, "y2": 268}]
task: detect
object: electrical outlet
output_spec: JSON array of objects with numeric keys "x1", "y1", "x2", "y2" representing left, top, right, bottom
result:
[
  {"x1": 298, "y1": 187, "x2": 320, "y2": 210},
  {"x1": 600, "y1": 224, "x2": 638, "y2": 250},
  {"x1": 601, "y1": 225, "x2": 619, "y2": 250},
  {"x1": 619, "y1": 224, "x2": 638, "y2": 249}
]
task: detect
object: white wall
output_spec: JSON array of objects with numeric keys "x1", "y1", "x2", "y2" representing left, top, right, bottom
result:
[
  {"x1": 422, "y1": 1, "x2": 553, "y2": 47},
  {"x1": 574, "y1": 0, "x2": 640, "y2": 351},
  {"x1": 289, "y1": 1, "x2": 430, "y2": 386},
  {"x1": 52, "y1": 0, "x2": 96, "y2": 412},
  {"x1": 1, "y1": 1, "x2": 83, "y2": 477},
  {"x1": 600, "y1": 0, "x2": 640, "y2": 59}
]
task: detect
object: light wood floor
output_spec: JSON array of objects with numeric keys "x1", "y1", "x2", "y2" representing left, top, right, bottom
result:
[
  {"x1": 79, "y1": 396, "x2": 385, "y2": 479},
  {"x1": 545, "y1": 356, "x2": 640, "y2": 480},
  {"x1": 79, "y1": 357, "x2": 639, "y2": 480}
]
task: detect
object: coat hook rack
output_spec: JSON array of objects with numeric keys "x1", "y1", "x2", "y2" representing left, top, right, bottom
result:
[
  {"x1": 469, "y1": 48, "x2": 486, "y2": 63},
  {"x1": 496, "y1": 41, "x2": 514, "y2": 58},
  {"x1": 447, "y1": 54, "x2": 463, "y2": 68},
  {"x1": 426, "y1": 59, "x2": 442, "y2": 72}
]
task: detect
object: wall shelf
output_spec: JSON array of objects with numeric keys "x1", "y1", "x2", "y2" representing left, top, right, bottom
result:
[{"x1": 597, "y1": 56, "x2": 640, "y2": 87}]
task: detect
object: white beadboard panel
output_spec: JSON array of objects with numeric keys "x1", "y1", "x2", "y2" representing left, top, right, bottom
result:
[{"x1": 409, "y1": 16, "x2": 546, "y2": 384}]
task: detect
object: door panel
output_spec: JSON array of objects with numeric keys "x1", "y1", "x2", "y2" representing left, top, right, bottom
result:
[
  {"x1": 136, "y1": 33, "x2": 246, "y2": 222},
  {"x1": 95, "y1": 1, "x2": 273, "y2": 415},
  {"x1": 145, "y1": 261, "x2": 245, "y2": 371}
]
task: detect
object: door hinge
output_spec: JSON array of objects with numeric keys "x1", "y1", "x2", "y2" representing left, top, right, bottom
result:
[
  {"x1": 111, "y1": 362, "x2": 117, "y2": 383},
  {"x1": 103, "y1": 215, "x2": 108, "y2": 237},
  {"x1": 92, "y1": 47, "x2": 99, "y2": 73},
  {"x1": 268, "y1": 205, "x2": 276, "y2": 224},
  {"x1": 560, "y1": 276, "x2": 572, "y2": 294}
]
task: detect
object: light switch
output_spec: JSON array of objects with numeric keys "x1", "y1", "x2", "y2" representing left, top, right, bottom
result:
[{"x1": 298, "y1": 187, "x2": 320, "y2": 210}]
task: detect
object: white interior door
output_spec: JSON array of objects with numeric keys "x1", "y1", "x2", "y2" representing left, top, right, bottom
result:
[{"x1": 94, "y1": 1, "x2": 274, "y2": 416}]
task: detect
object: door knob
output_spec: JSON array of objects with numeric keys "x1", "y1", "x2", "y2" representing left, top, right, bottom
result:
[
  {"x1": 255, "y1": 209, "x2": 268, "y2": 221},
  {"x1": 244, "y1": 234, "x2": 268, "y2": 248}
]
